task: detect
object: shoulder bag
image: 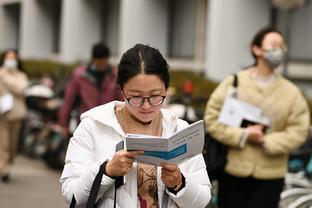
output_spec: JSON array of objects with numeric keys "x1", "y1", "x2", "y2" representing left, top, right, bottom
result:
[{"x1": 203, "y1": 74, "x2": 238, "y2": 181}]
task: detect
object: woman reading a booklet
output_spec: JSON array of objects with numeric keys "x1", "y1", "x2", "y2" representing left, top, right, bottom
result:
[
  {"x1": 60, "y1": 44, "x2": 211, "y2": 208},
  {"x1": 204, "y1": 27, "x2": 310, "y2": 208}
]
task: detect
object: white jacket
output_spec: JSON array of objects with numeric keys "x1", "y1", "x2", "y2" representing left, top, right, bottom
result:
[{"x1": 60, "y1": 101, "x2": 211, "y2": 208}]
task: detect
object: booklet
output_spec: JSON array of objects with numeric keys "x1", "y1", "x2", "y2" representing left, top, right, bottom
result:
[
  {"x1": 218, "y1": 96, "x2": 270, "y2": 128},
  {"x1": 0, "y1": 93, "x2": 13, "y2": 114},
  {"x1": 125, "y1": 120, "x2": 205, "y2": 166}
]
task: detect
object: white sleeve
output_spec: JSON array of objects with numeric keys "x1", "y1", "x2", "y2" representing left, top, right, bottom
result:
[
  {"x1": 60, "y1": 118, "x2": 115, "y2": 206},
  {"x1": 167, "y1": 154, "x2": 212, "y2": 208}
]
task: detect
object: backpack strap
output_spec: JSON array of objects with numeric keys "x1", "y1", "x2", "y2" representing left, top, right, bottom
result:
[
  {"x1": 233, "y1": 74, "x2": 238, "y2": 88},
  {"x1": 86, "y1": 162, "x2": 106, "y2": 207},
  {"x1": 69, "y1": 162, "x2": 105, "y2": 208},
  {"x1": 69, "y1": 195, "x2": 76, "y2": 208}
]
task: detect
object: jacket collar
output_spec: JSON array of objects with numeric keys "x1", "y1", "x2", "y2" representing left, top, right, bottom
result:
[
  {"x1": 81, "y1": 65, "x2": 112, "y2": 84},
  {"x1": 80, "y1": 101, "x2": 179, "y2": 137}
]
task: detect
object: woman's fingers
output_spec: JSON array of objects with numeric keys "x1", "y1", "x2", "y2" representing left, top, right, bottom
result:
[
  {"x1": 119, "y1": 157, "x2": 134, "y2": 164},
  {"x1": 161, "y1": 172, "x2": 180, "y2": 188},
  {"x1": 161, "y1": 163, "x2": 179, "y2": 172},
  {"x1": 120, "y1": 163, "x2": 133, "y2": 174},
  {"x1": 160, "y1": 163, "x2": 182, "y2": 188},
  {"x1": 108, "y1": 150, "x2": 142, "y2": 176},
  {"x1": 124, "y1": 150, "x2": 144, "y2": 158}
]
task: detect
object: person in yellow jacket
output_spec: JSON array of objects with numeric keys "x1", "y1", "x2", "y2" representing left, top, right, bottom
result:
[
  {"x1": 204, "y1": 27, "x2": 310, "y2": 208},
  {"x1": 0, "y1": 49, "x2": 29, "y2": 182}
]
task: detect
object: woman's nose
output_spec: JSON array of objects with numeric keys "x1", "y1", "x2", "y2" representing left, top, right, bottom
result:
[{"x1": 141, "y1": 98, "x2": 152, "y2": 109}]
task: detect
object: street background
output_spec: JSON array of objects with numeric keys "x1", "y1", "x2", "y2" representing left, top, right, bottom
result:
[
  {"x1": 0, "y1": 156, "x2": 66, "y2": 208},
  {"x1": 0, "y1": 0, "x2": 312, "y2": 208}
]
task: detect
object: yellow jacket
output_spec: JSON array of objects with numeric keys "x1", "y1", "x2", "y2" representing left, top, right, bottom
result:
[{"x1": 204, "y1": 70, "x2": 310, "y2": 179}]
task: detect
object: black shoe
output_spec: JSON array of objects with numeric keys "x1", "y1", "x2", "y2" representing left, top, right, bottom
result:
[{"x1": 1, "y1": 173, "x2": 10, "y2": 182}]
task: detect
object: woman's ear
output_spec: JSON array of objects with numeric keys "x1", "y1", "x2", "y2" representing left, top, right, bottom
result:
[{"x1": 252, "y1": 45, "x2": 263, "y2": 57}]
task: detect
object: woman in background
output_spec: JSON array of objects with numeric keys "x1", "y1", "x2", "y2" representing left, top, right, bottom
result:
[
  {"x1": 0, "y1": 49, "x2": 29, "y2": 182},
  {"x1": 204, "y1": 27, "x2": 310, "y2": 208}
]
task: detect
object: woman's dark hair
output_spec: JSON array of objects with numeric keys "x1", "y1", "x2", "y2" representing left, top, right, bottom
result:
[
  {"x1": 250, "y1": 27, "x2": 283, "y2": 66},
  {"x1": 117, "y1": 44, "x2": 170, "y2": 89},
  {"x1": 0, "y1": 49, "x2": 24, "y2": 71}
]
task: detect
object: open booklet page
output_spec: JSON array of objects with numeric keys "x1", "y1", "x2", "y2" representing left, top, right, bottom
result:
[{"x1": 125, "y1": 120, "x2": 205, "y2": 166}]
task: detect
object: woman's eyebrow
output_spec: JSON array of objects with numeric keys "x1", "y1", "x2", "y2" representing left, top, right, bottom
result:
[{"x1": 128, "y1": 89, "x2": 163, "y2": 93}]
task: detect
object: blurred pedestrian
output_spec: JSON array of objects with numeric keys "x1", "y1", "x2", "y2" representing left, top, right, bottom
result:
[
  {"x1": 60, "y1": 44, "x2": 211, "y2": 207},
  {"x1": 204, "y1": 27, "x2": 310, "y2": 208},
  {"x1": 58, "y1": 43, "x2": 123, "y2": 138},
  {"x1": 0, "y1": 49, "x2": 29, "y2": 182}
]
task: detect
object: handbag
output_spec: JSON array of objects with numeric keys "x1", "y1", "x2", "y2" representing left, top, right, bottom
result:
[
  {"x1": 203, "y1": 74, "x2": 238, "y2": 181},
  {"x1": 203, "y1": 131, "x2": 228, "y2": 181}
]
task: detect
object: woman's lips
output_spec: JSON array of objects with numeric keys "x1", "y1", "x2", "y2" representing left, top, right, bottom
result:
[{"x1": 139, "y1": 111, "x2": 153, "y2": 115}]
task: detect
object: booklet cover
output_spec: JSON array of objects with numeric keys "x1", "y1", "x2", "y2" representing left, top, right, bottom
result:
[{"x1": 125, "y1": 120, "x2": 205, "y2": 166}]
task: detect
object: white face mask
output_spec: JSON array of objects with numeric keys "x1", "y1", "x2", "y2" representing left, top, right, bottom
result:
[
  {"x1": 3, "y1": 59, "x2": 18, "y2": 70},
  {"x1": 263, "y1": 48, "x2": 285, "y2": 69}
]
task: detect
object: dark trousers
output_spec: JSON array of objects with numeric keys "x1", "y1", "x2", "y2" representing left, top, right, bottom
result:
[{"x1": 218, "y1": 172, "x2": 284, "y2": 208}]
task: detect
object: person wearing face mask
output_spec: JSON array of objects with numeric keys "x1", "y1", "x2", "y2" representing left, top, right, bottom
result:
[
  {"x1": 58, "y1": 43, "x2": 123, "y2": 139},
  {"x1": 0, "y1": 49, "x2": 29, "y2": 182},
  {"x1": 204, "y1": 27, "x2": 310, "y2": 208}
]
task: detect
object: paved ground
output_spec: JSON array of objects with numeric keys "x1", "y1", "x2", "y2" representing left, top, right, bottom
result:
[
  {"x1": 0, "y1": 155, "x2": 67, "y2": 208},
  {"x1": 0, "y1": 155, "x2": 214, "y2": 208}
]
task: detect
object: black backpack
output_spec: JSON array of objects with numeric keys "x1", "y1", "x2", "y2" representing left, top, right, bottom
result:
[{"x1": 203, "y1": 74, "x2": 238, "y2": 181}]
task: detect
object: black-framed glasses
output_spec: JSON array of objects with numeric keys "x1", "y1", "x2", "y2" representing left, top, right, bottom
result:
[{"x1": 123, "y1": 92, "x2": 166, "y2": 107}]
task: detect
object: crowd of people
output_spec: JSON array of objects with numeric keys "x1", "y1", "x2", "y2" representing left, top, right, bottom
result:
[{"x1": 0, "y1": 26, "x2": 311, "y2": 208}]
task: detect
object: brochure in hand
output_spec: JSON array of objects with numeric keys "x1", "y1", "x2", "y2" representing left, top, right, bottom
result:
[
  {"x1": 0, "y1": 93, "x2": 13, "y2": 114},
  {"x1": 218, "y1": 96, "x2": 270, "y2": 129},
  {"x1": 125, "y1": 120, "x2": 205, "y2": 166}
]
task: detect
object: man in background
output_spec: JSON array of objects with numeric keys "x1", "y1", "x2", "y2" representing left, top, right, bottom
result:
[{"x1": 58, "y1": 43, "x2": 123, "y2": 138}]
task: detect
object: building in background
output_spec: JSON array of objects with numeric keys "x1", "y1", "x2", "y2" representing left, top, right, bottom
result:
[{"x1": 0, "y1": 0, "x2": 311, "y2": 96}]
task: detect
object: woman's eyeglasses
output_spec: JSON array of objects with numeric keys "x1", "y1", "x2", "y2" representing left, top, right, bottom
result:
[{"x1": 123, "y1": 92, "x2": 166, "y2": 107}]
